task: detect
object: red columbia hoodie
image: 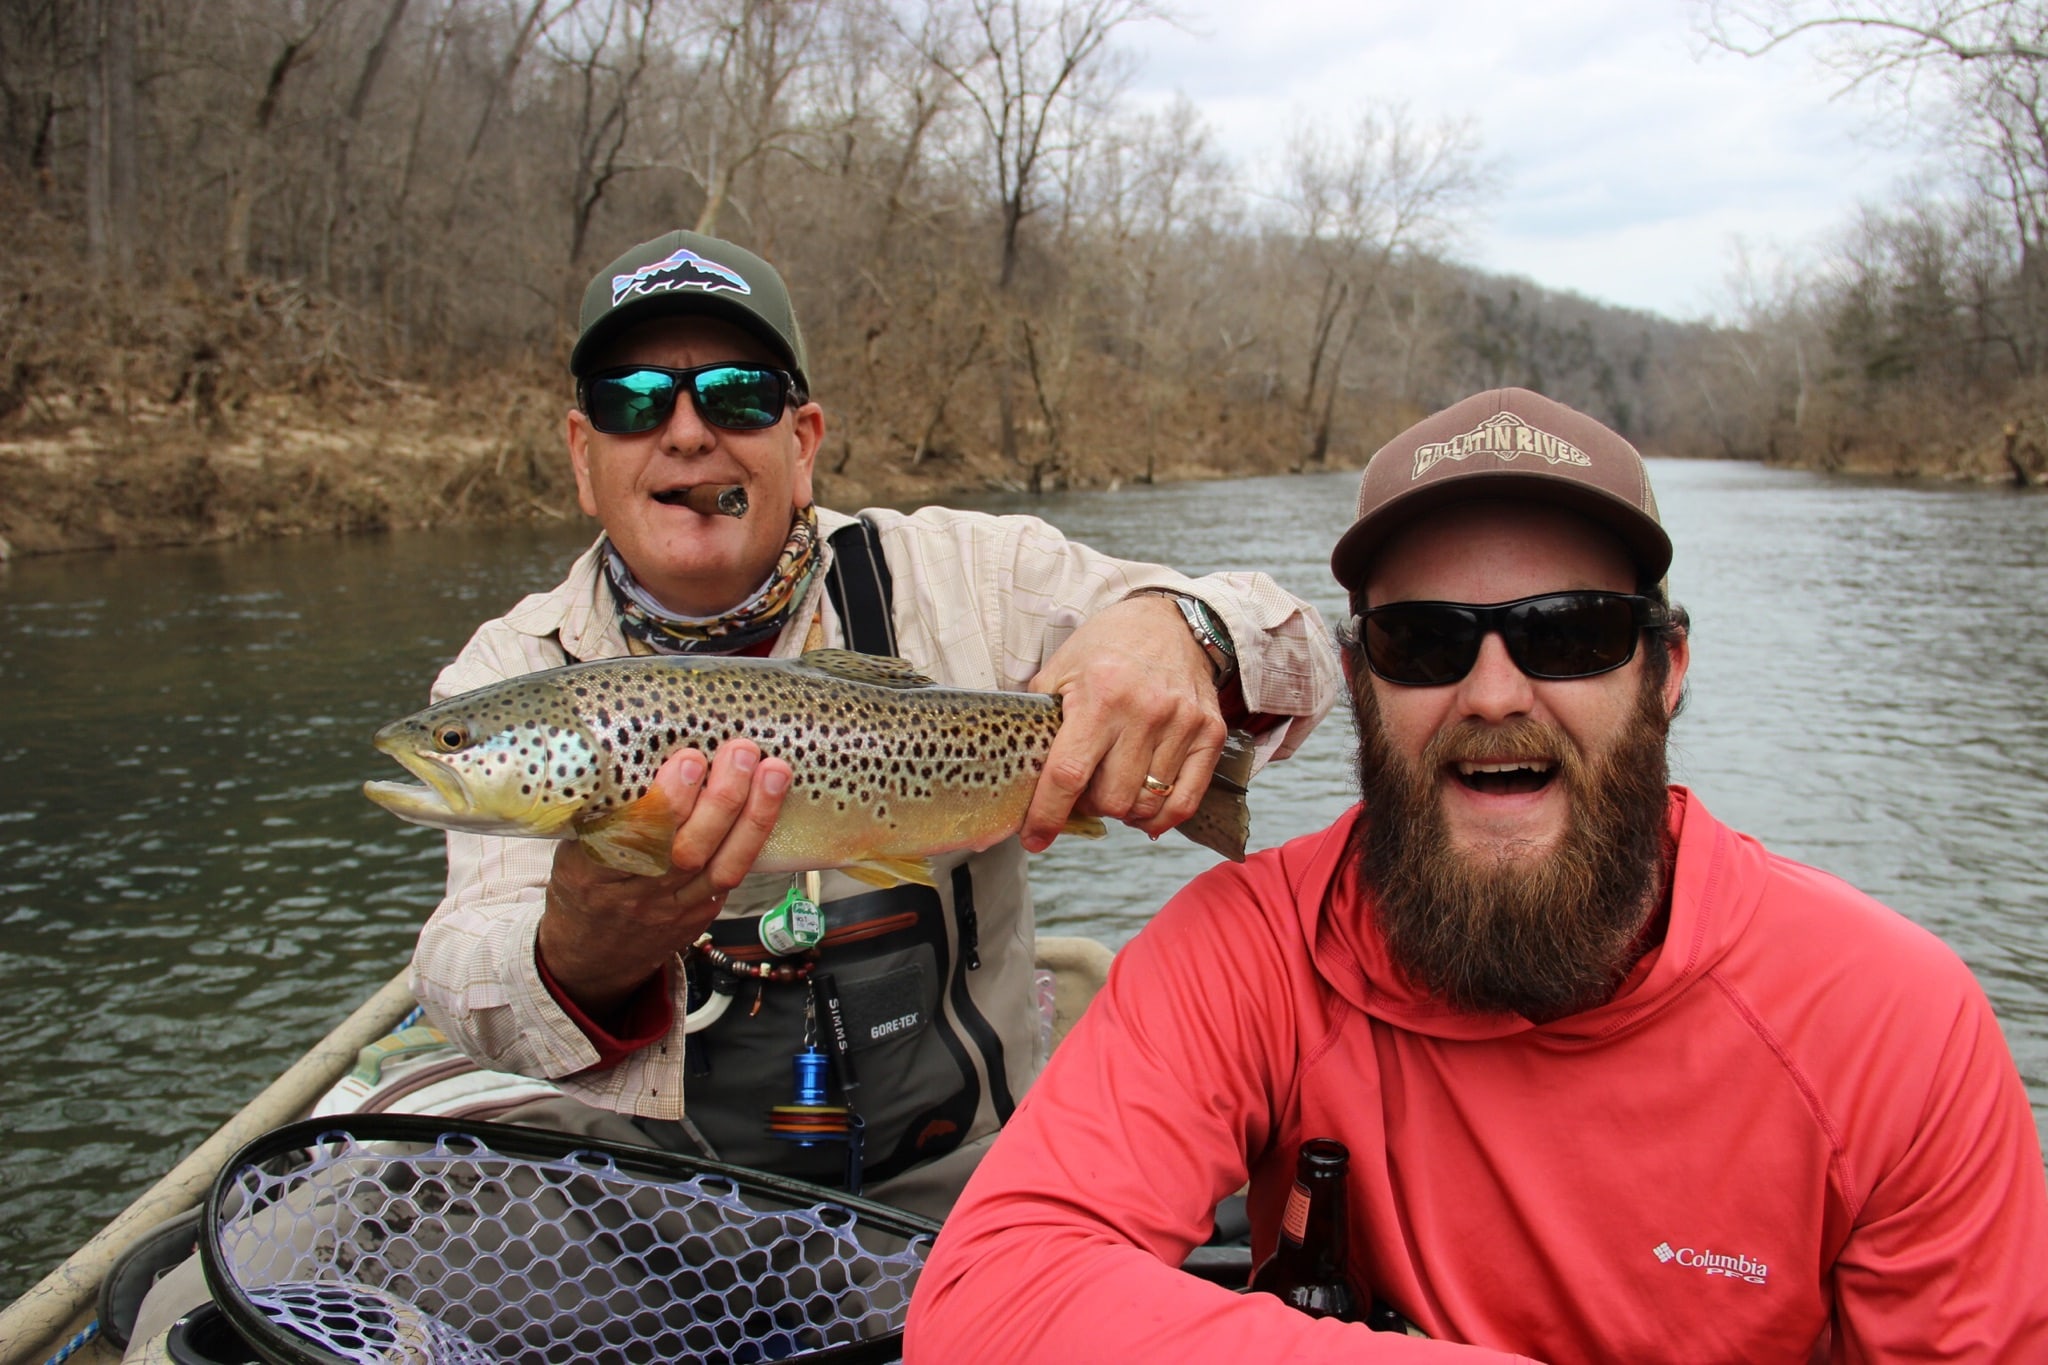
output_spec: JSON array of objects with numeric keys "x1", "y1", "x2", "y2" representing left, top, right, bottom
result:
[{"x1": 906, "y1": 789, "x2": 2048, "y2": 1363}]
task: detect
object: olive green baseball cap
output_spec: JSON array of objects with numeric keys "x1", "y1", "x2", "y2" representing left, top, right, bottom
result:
[
  {"x1": 1331, "y1": 388, "x2": 1671, "y2": 604},
  {"x1": 570, "y1": 230, "x2": 810, "y2": 390}
]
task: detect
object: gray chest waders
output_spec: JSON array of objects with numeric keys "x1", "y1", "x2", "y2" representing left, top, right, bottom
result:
[{"x1": 665, "y1": 518, "x2": 1014, "y2": 1192}]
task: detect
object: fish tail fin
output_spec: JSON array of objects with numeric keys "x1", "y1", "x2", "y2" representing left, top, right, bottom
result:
[
  {"x1": 1063, "y1": 814, "x2": 1108, "y2": 839},
  {"x1": 1176, "y1": 729, "x2": 1255, "y2": 862},
  {"x1": 578, "y1": 786, "x2": 679, "y2": 877}
]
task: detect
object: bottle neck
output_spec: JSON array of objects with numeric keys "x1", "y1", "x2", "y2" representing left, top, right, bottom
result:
[{"x1": 1278, "y1": 1167, "x2": 1348, "y2": 1275}]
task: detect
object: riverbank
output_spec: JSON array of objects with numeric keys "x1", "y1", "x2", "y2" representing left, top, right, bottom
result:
[
  {"x1": 3, "y1": 383, "x2": 2039, "y2": 562},
  {"x1": 0, "y1": 380, "x2": 1314, "y2": 560}
]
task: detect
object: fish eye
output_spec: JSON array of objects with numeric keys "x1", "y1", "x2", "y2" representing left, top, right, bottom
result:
[{"x1": 433, "y1": 724, "x2": 471, "y2": 752}]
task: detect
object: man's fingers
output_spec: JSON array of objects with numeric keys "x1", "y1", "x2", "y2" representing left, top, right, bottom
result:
[
  {"x1": 1096, "y1": 695, "x2": 1226, "y2": 820},
  {"x1": 1132, "y1": 726, "x2": 1226, "y2": 838},
  {"x1": 666, "y1": 740, "x2": 784, "y2": 879},
  {"x1": 1022, "y1": 723, "x2": 1108, "y2": 852},
  {"x1": 692, "y1": 753, "x2": 792, "y2": 892},
  {"x1": 1023, "y1": 593, "x2": 1235, "y2": 850}
]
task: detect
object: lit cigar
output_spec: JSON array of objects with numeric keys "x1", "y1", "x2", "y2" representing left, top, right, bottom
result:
[{"x1": 654, "y1": 484, "x2": 749, "y2": 517}]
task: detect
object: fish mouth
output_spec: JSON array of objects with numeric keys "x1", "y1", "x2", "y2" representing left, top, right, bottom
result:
[
  {"x1": 364, "y1": 724, "x2": 579, "y2": 837},
  {"x1": 361, "y1": 728, "x2": 498, "y2": 834},
  {"x1": 363, "y1": 728, "x2": 479, "y2": 825}
]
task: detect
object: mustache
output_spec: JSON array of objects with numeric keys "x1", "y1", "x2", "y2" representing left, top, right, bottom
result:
[{"x1": 1424, "y1": 715, "x2": 1574, "y2": 771}]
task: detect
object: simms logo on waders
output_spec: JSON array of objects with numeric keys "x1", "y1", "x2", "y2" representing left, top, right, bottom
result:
[
  {"x1": 1411, "y1": 412, "x2": 1594, "y2": 480},
  {"x1": 1653, "y1": 1241, "x2": 1769, "y2": 1286}
]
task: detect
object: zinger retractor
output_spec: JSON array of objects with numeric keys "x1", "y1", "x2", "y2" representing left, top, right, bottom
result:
[{"x1": 766, "y1": 988, "x2": 865, "y2": 1191}]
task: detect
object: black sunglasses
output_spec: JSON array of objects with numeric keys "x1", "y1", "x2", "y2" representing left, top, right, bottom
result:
[
  {"x1": 1355, "y1": 591, "x2": 1663, "y2": 687},
  {"x1": 578, "y1": 363, "x2": 797, "y2": 435}
]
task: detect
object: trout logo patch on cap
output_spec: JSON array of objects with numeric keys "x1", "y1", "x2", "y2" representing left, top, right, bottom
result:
[
  {"x1": 1411, "y1": 412, "x2": 1593, "y2": 480},
  {"x1": 610, "y1": 247, "x2": 752, "y2": 307}
]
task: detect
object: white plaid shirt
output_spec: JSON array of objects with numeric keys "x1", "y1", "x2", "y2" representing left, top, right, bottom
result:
[{"x1": 409, "y1": 504, "x2": 1338, "y2": 1118}]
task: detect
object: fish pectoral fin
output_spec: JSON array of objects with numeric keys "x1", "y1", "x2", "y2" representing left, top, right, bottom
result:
[
  {"x1": 524, "y1": 800, "x2": 583, "y2": 838},
  {"x1": 840, "y1": 855, "x2": 938, "y2": 889},
  {"x1": 1062, "y1": 814, "x2": 1108, "y2": 839},
  {"x1": 578, "y1": 787, "x2": 678, "y2": 877},
  {"x1": 795, "y1": 649, "x2": 936, "y2": 690},
  {"x1": 1174, "y1": 729, "x2": 1256, "y2": 863}
]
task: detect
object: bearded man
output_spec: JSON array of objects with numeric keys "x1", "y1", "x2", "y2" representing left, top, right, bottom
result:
[{"x1": 906, "y1": 389, "x2": 2048, "y2": 1363}]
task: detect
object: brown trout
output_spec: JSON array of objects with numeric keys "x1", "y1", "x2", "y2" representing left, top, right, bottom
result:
[{"x1": 364, "y1": 650, "x2": 1254, "y2": 885}]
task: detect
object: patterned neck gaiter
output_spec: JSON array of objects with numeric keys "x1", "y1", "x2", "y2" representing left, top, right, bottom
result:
[{"x1": 600, "y1": 504, "x2": 821, "y2": 655}]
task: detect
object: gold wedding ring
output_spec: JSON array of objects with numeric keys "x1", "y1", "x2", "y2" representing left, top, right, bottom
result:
[{"x1": 1142, "y1": 774, "x2": 1174, "y2": 797}]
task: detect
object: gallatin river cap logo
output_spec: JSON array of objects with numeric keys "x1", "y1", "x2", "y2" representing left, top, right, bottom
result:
[
  {"x1": 1410, "y1": 412, "x2": 1594, "y2": 480},
  {"x1": 1653, "y1": 1241, "x2": 1769, "y2": 1286}
]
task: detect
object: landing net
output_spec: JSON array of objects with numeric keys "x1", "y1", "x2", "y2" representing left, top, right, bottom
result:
[{"x1": 200, "y1": 1115, "x2": 935, "y2": 1364}]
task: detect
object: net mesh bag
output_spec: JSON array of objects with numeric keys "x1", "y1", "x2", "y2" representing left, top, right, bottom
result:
[{"x1": 199, "y1": 1115, "x2": 937, "y2": 1365}]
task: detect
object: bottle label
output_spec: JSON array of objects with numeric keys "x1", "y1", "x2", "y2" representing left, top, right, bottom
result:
[{"x1": 1281, "y1": 1181, "x2": 1311, "y2": 1244}]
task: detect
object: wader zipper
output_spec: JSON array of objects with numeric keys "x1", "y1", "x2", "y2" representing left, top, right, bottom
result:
[{"x1": 715, "y1": 910, "x2": 923, "y2": 960}]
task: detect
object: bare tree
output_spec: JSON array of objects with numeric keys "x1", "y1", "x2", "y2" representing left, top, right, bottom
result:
[
  {"x1": 82, "y1": 0, "x2": 139, "y2": 272},
  {"x1": 1701, "y1": 0, "x2": 2048, "y2": 74},
  {"x1": 223, "y1": 0, "x2": 348, "y2": 282},
  {"x1": 663, "y1": 0, "x2": 833, "y2": 241},
  {"x1": 1085, "y1": 94, "x2": 1233, "y2": 480},
  {"x1": 549, "y1": 0, "x2": 658, "y2": 268},
  {"x1": 443, "y1": 0, "x2": 561, "y2": 223},
  {"x1": 320, "y1": 0, "x2": 414, "y2": 288},
  {"x1": 1699, "y1": 0, "x2": 2048, "y2": 464},
  {"x1": 905, "y1": 0, "x2": 1164, "y2": 484},
  {"x1": 913, "y1": 0, "x2": 1161, "y2": 289},
  {"x1": 1275, "y1": 104, "x2": 1487, "y2": 464}
]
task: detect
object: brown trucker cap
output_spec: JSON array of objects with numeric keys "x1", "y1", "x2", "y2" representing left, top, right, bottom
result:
[
  {"x1": 570, "y1": 230, "x2": 810, "y2": 389},
  {"x1": 1330, "y1": 388, "x2": 1671, "y2": 601}
]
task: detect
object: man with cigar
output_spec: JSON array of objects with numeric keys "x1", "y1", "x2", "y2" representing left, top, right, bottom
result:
[
  {"x1": 406, "y1": 231, "x2": 1338, "y2": 1216},
  {"x1": 906, "y1": 389, "x2": 2048, "y2": 1359}
]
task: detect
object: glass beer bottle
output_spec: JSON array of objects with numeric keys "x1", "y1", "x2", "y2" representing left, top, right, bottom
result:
[{"x1": 1248, "y1": 1137, "x2": 1362, "y2": 1321}]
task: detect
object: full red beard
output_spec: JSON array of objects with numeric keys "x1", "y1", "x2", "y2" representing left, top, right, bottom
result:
[{"x1": 1351, "y1": 663, "x2": 1675, "y2": 1022}]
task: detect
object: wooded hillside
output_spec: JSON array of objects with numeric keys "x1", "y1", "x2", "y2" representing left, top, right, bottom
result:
[{"x1": 0, "y1": 0, "x2": 2037, "y2": 554}]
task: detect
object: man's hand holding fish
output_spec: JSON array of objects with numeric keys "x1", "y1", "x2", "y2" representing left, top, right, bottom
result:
[
  {"x1": 1021, "y1": 593, "x2": 1230, "y2": 851},
  {"x1": 535, "y1": 739, "x2": 790, "y2": 1020}
]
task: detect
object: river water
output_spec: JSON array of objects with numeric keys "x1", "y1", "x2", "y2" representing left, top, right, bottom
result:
[{"x1": 1, "y1": 461, "x2": 2043, "y2": 1304}]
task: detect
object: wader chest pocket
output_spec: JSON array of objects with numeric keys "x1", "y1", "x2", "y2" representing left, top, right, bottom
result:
[
  {"x1": 690, "y1": 882, "x2": 983, "y2": 1181},
  {"x1": 837, "y1": 963, "x2": 929, "y2": 1051}
]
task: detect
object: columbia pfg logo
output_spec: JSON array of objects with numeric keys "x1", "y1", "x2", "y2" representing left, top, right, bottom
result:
[{"x1": 1653, "y1": 1241, "x2": 1768, "y2": 1285}]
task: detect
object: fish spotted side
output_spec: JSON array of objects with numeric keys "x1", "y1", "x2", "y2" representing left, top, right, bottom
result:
[{"x1": 364, "y1": 650, "x2": 1253, "y2": 887}]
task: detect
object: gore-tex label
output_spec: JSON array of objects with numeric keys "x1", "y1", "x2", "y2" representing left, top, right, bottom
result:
[{"x1": 840, "y1": 964, "x2": 928, "y2": 1052}]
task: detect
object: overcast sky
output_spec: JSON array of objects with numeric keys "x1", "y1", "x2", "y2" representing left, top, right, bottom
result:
[{"x1": 1119, "y1": 0, "x2": 1938, "y2": 323}]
